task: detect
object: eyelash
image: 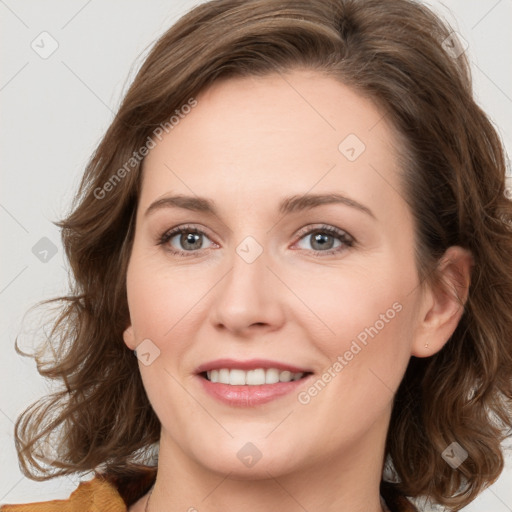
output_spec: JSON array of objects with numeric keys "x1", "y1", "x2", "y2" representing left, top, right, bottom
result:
[{"x1": 157, "y1": 223, "x2": 355, "y2": 257}]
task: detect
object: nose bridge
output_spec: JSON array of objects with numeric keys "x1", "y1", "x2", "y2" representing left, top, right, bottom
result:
[
  {"x1": 224, "y1": 234, "x2": 272, "y2": 307},
  {"x1": 210, "y1": 233, "x2": 285, "y2": 332}
]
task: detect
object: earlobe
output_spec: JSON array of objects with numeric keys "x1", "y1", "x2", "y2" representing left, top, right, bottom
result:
[
  {"x1": 123, "y1": 325, "x2": 136, "y2": 350},
  {"x1": 412, "y1": 246, "x2": 473, "y2": 358}
]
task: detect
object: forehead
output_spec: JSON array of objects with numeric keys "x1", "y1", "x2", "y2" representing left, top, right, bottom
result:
[{"x1": 140, "y1": 70, "x2": 406, "y2": 219}]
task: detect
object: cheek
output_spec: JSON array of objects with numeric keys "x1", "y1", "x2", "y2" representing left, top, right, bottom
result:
[
  {"x1": 285, "y1": 257, "x2": 419, "y2": 411},
  {"x1": 288, "y1": 263, "x2": 412, "y2": 351},
  {"x1": 125, "y1": 249, "x2": 206, "y2": 342},
  {"x1": 294, "y1": 277, "x2": 416, "y2": 433},
  {"x1": 125, "y1": 255, "x2": 203, "y2": 427}
]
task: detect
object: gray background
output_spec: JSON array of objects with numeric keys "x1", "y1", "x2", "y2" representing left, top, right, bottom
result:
[{"x1": 1, "y1": 0, "x2": 511, "y2": 509}]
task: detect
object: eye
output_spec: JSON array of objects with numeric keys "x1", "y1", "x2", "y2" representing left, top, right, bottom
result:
[
  {"x1": 158, "y1": 223, "x2": 355, "y2": 257},
  {"x1": 294, "y1": 225, "x2": 354, "y2": 255},
  {"x1": 158, "y1": 225, "x2": 215, "y2": 256}
]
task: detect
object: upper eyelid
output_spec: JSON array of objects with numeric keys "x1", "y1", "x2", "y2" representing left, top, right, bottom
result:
[{"x1": 295, "y1": 224, "x2": 352, "y2": 239}]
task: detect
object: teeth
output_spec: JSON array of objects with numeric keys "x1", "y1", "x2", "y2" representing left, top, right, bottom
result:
[
  {"x1": 247, "y1": 368, "x2": 265, "y2": 385},
  {"x1": 229, "y1": 369, "x2": 246, "y2": 385},
  {"x1": 219, "y1": 368, "x2": 230, "y2": 383},
  {"x1": 279, "y1": 370, "x2": 292, "y2": 382},
  {"x1": 205, "y1": 368, "x2": 305, "y2": 385}
]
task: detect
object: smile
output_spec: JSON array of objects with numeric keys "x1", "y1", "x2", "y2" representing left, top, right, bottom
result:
[{"x1": 195, "y1": 359, "x2": 313, "y2": 407}]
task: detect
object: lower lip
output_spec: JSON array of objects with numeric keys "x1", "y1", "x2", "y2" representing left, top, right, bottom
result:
[{"x1": 197, "y1": 374, "x2": 311, "y2": 407}]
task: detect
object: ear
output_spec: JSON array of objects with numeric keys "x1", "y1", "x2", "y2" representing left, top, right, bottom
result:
[
  {"x1": 412, "y1": 246, "x2": 473, "y2": 357},
  {"x1": 123, "y1": 324, "x2": 136, "y2": 350}
]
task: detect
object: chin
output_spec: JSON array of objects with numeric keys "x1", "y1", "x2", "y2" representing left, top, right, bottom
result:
[{"x1": 186, "y1": 434, "x2": 304, "y2": 478}]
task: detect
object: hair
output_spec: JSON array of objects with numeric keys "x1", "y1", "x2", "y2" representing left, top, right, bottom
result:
[{"x1": 13, "y1": 0, "x2": 512, "y2": 510}]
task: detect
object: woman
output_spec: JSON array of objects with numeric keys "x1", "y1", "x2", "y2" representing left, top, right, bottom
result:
[{"x1": 2, "y1": 0, "x2": 511, "y2": 511}]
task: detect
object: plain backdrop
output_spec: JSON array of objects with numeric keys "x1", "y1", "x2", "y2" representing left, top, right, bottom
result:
[{"x1": 1, "y1": 0, "x2": 511, "y2": 510}]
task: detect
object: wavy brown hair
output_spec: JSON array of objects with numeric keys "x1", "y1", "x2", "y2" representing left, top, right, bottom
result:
[{"x1": 13, "y1": 0, "x2": 512, "y2": 510}]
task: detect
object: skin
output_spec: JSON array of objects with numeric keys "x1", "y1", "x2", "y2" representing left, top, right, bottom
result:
[{"x1": 123, "y1": 70, "x2": 472, "y2": 512}]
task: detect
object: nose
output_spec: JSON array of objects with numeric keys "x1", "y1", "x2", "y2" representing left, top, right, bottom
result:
[{"x1": 209, "y1": 241, "x2": 286, "y2": 337}]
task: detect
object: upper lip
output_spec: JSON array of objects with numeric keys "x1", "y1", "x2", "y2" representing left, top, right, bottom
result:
[{"x1": 195, "y1": 358, "x2": 312, "y2": 374}]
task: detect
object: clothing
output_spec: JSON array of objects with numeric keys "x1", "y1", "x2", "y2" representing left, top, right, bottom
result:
[{"x1": 1, "y1": 469, "x2": 419, "y2": 512}]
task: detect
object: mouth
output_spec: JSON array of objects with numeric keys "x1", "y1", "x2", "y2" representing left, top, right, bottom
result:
[{"x1": 195, "y1": 359, "x2": 314, "y2": 407}]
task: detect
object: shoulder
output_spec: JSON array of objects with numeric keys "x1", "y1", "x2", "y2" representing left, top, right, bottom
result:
[
  {"x1": 1, "y1": 466, "x2": 157, "y2": 512},
  {"x1": 0, "y1": 475, "x2": 127, "y2": 512}
]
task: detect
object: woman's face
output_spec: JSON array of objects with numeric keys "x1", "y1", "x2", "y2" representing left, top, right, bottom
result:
[{"x1": 123, "y1": 70, "x2": 430, "y2": 478}]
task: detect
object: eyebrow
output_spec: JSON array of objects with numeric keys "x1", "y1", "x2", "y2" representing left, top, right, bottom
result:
[{"x1": 145, "y1": 193, "x2": 376, "y2": 219}]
